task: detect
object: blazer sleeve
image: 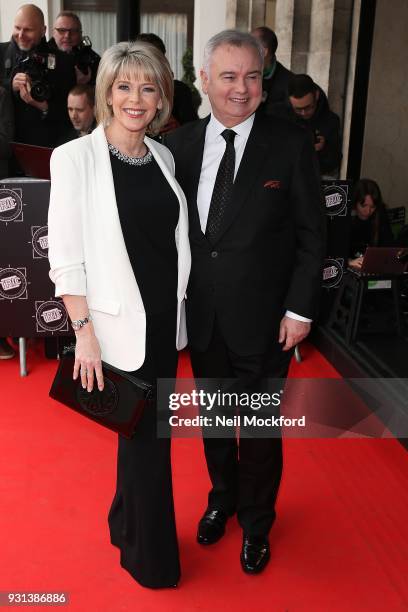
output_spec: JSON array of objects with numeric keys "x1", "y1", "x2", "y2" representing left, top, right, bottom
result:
[
  {"x1": 48, "y1": 145, "x2": 87, "y2": 296},
  {"x1": 284, "y1": 132, "x2": 326, "y2": 318}
]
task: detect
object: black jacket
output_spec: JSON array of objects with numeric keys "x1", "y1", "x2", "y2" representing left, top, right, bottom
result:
[
  {"x1": 165, "y1": 112, "x2": 325, "y2": 354},
  {"x1": 0, "y1": 86, "x2": 13, "y2": 178},
  {"x1": 0, "y1": 37, "x2": 75, "y2": 147},
  {"x1": 48, "y1": 37, "x2": 100, "y2": 86},
  {"x1": 273, "y1": 88, "x2": 342, "y2": 175},
  {"x1": 259, "y1": 61, "x2": 293, "y2": 115},
  {"x1": 173, "y1": 80, "x2": 198, "y2": 125}
]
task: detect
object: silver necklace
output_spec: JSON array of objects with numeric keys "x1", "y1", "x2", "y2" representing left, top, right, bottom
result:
[{"x1": 108, "y1": 142, "x2": 153, "y2": 166}]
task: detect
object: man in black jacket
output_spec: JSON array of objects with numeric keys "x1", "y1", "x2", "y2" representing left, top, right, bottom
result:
[
  {"x1": 251, "y1": 26, "x2": 293, "y2": 114},
  {"x1": 48, "y1": 11, "x2": 100, "y2": 86},
  {"x1": 0, "y1": 4, "x2": 75, "y2": 147},
  {"x1": 278, "y1": 73, "x2": 342, "y2": 176},
  {"x1": 165, "y1": 30, "x2": 324, "y2": 575}
]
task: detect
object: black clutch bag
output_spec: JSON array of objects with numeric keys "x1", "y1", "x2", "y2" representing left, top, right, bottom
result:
[{"x1": 49, "y1": 345, "x2": 153, "y2": 438}]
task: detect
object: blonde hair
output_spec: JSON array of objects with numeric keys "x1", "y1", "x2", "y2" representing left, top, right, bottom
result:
[{"x1": 95, "y1": 41, "x2": 174, "y2": 135}]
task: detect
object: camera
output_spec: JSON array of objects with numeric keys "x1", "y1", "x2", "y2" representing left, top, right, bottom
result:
[
  {"x1": 72, "y1": 36, "x2": 99, "y2": 75},
  {"x1": 17, "y1": 53, "x2": 51, "y2": 102}
]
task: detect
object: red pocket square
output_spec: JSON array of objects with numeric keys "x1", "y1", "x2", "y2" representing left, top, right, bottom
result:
[{"x1": 264, "y1": 180, "x2": 281, "y2": 189}]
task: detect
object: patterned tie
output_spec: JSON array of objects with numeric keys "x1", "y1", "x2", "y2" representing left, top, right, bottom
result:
[{"x1": 205, "y1": 129, "x2": 237, "y2": 239}]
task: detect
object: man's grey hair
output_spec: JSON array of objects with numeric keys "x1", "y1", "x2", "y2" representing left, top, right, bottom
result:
[{"x1": 203, "y1": 29, "x2": 264, "y2": 73}]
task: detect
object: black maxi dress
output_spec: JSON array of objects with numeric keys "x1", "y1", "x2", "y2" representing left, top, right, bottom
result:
[{"x1": 106, "y1": 143, "x2": 180, "y2": 588}]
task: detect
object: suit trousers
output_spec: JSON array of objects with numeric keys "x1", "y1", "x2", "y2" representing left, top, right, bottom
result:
[
  {"x1": 108, "y1": 307, "x2": 180, "y2": 588},
  {"x1": 190, "y1": 318, "x2": 294, "y2": 536}
]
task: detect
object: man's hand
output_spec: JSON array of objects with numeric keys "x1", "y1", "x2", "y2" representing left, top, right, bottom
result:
[
  {"x1": 75, "y1": 65, "x2": 92, "y2": 84},
  {"x1": 314, "y1": 134, "x2": 326, "y2": 152},
  {"x1": 279, "y1": 316, "x2": 311, "y2": 351},
  {"x1": 18, "y1": 81, "x2": 48, "y2": 111},
  {"x1": 12, "y1": 72, "x2": 29, "y2": 92}
]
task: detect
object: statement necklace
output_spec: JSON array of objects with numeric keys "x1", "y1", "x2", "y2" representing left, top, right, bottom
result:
[{"x1": 108, "y1": 142, "x2": 153, "y2": 166}]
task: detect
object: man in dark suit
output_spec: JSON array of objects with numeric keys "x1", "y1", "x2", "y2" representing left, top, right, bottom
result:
[{"x1": 165, "y1": 30, "x2": 324, "y2": 575}]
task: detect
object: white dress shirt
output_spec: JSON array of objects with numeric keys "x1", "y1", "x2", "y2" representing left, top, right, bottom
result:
[{"x1": 197, "y1": 112, "x2": 311, "y2": 324}]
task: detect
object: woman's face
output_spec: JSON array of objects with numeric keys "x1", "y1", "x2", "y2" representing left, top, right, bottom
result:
[
  {"x1": 107, "y1": 71, "x2": 162, "y2": 136},
  {"x1": 356, "y1": 194, "x2": 376, "y2": 221}
]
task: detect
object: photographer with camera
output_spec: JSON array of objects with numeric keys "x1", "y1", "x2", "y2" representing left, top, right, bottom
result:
[
  {"x1": 273, "y1": 73, "x2": 342, "y2": 177},
  {"x1": 0, "y1": 4, "x2": 76, "y2": 148},
  {"x1": 48, "y1": 11, "x2": 100, "y2": 86}
]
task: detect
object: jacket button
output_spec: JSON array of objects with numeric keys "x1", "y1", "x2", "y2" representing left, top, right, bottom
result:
[{"x1": 211, "y1": 251, "x2": 218, "y2": 258}]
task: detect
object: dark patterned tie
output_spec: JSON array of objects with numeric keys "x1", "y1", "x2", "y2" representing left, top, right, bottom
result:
[{"x1": 205, "y1": 129, "x2": 237, "y2": 239}]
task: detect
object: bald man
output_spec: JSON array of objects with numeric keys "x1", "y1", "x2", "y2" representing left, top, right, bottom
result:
[{"x1": 0, "y1": 4, "x2": 75, "y2": 147}]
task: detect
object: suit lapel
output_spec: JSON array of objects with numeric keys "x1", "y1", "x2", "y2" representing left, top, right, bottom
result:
[
  {"x1": 182, "y1": 117, "x2": 209, "y2": 238},
  {"x1": 210, "y1": 113, "x2": 270, "y2": 245},
  {"x1": 90, "y1": 125, "x2": 141, "y2": 295}
]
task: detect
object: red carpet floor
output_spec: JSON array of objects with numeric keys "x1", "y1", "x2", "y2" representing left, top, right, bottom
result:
[{"x1": 1, "y1": 340, "x2": 408, "y2": 611}]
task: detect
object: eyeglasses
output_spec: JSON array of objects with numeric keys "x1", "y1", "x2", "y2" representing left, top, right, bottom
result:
[{"x1": 54, "y1": 27, "x2": 81, "y2": 35}]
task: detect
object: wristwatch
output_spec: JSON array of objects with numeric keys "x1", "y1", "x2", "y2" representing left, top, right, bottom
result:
[{"x1": 71, "y1": 313, "x2": 92, "y2": 332}]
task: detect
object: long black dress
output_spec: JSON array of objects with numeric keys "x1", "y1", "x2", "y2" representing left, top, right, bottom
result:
[{"x1": 106, "y1": 144, "x2": 180, "y2": 588}]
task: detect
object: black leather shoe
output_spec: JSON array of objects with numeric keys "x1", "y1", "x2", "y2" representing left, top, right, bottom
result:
[
  {"x1": 197, "y1": 509, "x2": 228, "y2": 545},
  {"x1": 240, "y1": 535, "x2": 270, "y2": 574}
]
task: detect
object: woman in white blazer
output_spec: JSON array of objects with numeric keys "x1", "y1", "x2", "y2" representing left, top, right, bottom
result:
[{"x1": 48, "y1": 41, "x2": 191, "y2": 589}]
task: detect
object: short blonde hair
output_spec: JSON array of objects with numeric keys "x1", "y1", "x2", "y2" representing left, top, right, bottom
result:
[{"x1": 95, "y1": 41, "x2": 174, "y2": 135}]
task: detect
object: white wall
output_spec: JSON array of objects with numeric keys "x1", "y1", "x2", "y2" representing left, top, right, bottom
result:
[{"x1": 193, "y1": 0, "x2": 228, "y2": 117}]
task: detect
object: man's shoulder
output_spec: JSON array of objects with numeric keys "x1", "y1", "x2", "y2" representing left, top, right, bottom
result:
[
  {"x1": 0, "y1": 41, "x2": 12, "y2": 63},
  {"x1": 255, "y1": 111, "x2": 308, "y2": 143},
  {"x1": 164, "y1": 117, "x2": 208, "y2": 149}
]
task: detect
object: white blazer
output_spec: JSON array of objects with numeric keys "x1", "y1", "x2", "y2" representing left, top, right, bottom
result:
[{"x1": 48, "y1": 124, "x2": 191, "y2": 371}]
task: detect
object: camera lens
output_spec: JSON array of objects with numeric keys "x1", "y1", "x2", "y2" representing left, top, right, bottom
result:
[{"x1": 31, "y1": 80, "x2": 51, "y2": 102}]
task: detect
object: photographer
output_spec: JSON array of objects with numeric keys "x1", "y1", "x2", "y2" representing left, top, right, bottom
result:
[
  {"x1": 0, "y1": 4, "x2": 75, "y2": 148},
  {"x1": 48, "y1": 11, "x2": 100, "y2": 86},
  {"x1": 274, "y1": 73, "x2": 342, "y2": 177}
]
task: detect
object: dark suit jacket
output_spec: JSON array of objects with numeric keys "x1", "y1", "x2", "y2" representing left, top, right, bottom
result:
[{"x1": 165, "y1": 112, "x2": 325, "y2": 355}]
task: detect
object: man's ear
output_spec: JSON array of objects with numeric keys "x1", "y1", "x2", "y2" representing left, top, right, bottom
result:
[{"x1": 200, "y1": 68, "x2": 209, "y2": 95}]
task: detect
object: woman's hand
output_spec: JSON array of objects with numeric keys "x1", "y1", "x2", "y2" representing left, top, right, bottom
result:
[
  {"x1": 73, "y1": 326, "x2": 104, "y2": 392},
  {"x1": 348, "y1": 256, "x2": 363, "y2": 270}
]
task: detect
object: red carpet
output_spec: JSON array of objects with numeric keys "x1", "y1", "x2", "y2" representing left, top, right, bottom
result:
[{"x1": 1, "y1": 340, "x2": 408, "y2": 611}]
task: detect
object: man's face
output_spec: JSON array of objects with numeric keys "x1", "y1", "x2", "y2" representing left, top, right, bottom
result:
[
  {"x1": 53, "y1": 16, "x2": 82, "y2": 52},
  {"x1": 201, "y1": 44, "x2": 263, "y2": 127},
  {"x1": 289, "y1": 91, "x2": 318, "y2": 121},
  {"x1": 12, "y1": 9, "x2": 46, "y2": 52},
  {"x1": 67, "y1": 93, "x2": 94, "y2": 133}
]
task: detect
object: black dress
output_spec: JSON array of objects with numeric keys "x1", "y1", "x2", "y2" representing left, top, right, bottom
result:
[{"x1": 106, "y1": 144, "x2": 180, "y2": 588}]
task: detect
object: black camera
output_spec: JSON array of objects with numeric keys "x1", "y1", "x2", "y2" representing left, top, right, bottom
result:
[
  {"x1": 17, "y1": 53, "x2": 51, "y2": 102},
  {"x1": 73, "y1": 36, "x2": 99, "y2": 75}
]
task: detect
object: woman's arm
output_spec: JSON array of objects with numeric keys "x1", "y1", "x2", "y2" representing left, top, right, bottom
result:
[
  {"x1": 62, "y1": 295, "x2": 104, "y2": 392},
  {"x1": 48, "y1": 147, "x2": 103, "y2": 392}
]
